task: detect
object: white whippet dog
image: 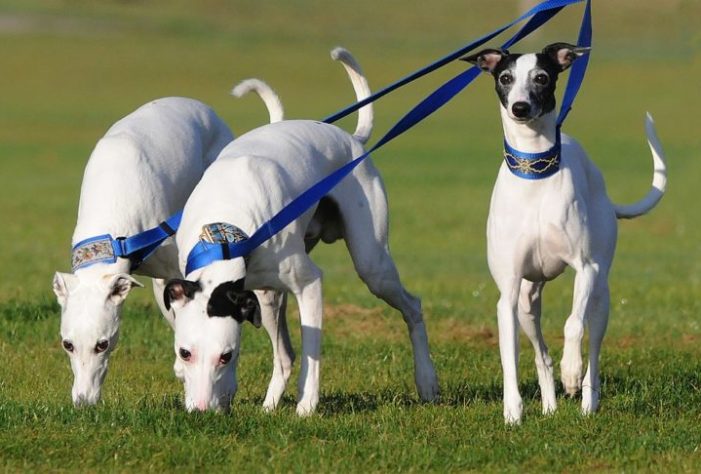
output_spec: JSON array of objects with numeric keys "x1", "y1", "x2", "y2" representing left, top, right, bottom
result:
[
  {"x1": 462, "y1": 43, "x2": 667, "y2": 424},
  {"x1": 52, "y1": 93, "x2": 284, "y2": 406},
  {"x1": 163, "y1": 47, "x2": 440, "y2": 415}
]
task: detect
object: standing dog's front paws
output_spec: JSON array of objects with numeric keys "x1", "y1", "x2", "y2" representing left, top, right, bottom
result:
[
  {"x1": 296, "y1": 397, "x2": 318, "y2": 417},
  {"x1": 503, "y1": 394, "x2": 523, "y2": 425},
  {"x1": 581, "y1": 384, "x2": 600, "y2": 414},
  {"x1": 416, "y1": 363, "x2": 440, "y2": 402},
  {"x1": 560, "y1": 354, "x2": 583, "y2": 396}
]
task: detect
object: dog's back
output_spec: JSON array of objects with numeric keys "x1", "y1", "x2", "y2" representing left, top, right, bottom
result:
[
  {"x1": 74, "y1": 97, "x2": 234, "y2": 244},
  {"x1": 177, "y1": 119, "x2": 373, "y2": 260}
]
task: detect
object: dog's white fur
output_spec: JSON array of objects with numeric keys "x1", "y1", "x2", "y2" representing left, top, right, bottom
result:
[
  {"x1": 475, "y1": 51, "x2": 667, "y2": 423},
  {"x1": 167, "y1": 47, "x2": 438, "y2": 415},
  {"x1": 52, "y1": 95, "x2": 282, "y2": 406}
]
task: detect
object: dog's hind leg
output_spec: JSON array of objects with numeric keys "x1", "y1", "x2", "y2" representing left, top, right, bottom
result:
[
  {"x1": 581, "y1": 278, "x2": 610, "y2": 414},
  {"x1": 335, "y1": 179, "x2": 439, "y2": 402},
  {"x1": 257, "y1": 290, "x2": 295, "y2": 411},
  {"x1": 517, "y1": 279, "x2": 556, "y2": 415}
]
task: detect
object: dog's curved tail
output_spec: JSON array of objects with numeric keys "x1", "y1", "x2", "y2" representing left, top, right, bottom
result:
[
  {"x1": 331, "y1": 47, "x2": 373, "y2": 145},
  {"x1": 231, "y1": 79, "x2": 284, "y2": 123},
  {"x1": 614, "y1": 113, "x2": 667, "y2": 219}
]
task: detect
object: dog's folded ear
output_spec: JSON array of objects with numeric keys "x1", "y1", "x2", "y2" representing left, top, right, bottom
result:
[
  {"x1": 460, "y1": 48, "x2": 508, "y2": 73},
  {"x1": 207, "y1": 280, "x2": 262, "y2": 328},
  {"x1": 542, "y1": 42, "x2": 590, "y2": 71},
  {"x1": 164, "y1": 279, "x2": 201, "y2": 311},
  {"x1": 105, "y1": 273, "x2": 144, "y2": 305},
  {"x1": 52, "y1": 272, "x2": 80, "y2": 308}
]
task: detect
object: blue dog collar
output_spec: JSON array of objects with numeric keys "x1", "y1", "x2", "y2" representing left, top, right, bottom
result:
[
  {"x1": 503, "y1": 134, "x2": 561, "y2": 180},
  {"x1": 71, "y1": 234, "x2": 122, "y2": 271},
  {"x1": 185, "y1": 223, "x2": 250, "y2": 276},
  {"x1": 71, "y1": 211, "x2": 182, "y2": 272}
]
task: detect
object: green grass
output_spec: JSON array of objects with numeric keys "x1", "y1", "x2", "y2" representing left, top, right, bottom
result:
[{"x1": 1, "y1": 0, "x2": 700, "y2": 471}]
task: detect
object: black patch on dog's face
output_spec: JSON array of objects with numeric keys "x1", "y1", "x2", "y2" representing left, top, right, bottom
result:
[
  {"x1": 164, "y1": 279, "x2": 202, "y2": 310},
  {"x1": 207, "y1": 279, "x2": 261, "y2": 328},
  {"x1": 526, "y1": 53, "x2": 563, "y2": 116},
  {"x1": 490, "y1": 54, "x2": 522, "y2": 109}
]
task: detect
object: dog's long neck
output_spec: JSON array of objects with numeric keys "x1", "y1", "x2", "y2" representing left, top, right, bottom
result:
[{"x1": 500, "y1": 107, "x2": 558, "y2": 153}]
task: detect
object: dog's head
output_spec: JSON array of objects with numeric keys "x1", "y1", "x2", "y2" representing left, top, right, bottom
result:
[
  {"x1": 53, "y1": 270, "x2": 143, "y2": 406},
  {"x1": 164, "y1": 258, "x2": 260, "y2": 412},
  {"x1": 462, "y1": 43, "x2": 589, "y2": 123}
]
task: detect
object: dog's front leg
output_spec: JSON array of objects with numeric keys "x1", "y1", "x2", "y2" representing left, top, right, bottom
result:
[
  {"x1": 561, "y1": 265, "x2": 598, "y2": 397},
  {"x1": 517, "y1": 280, "x2": 556, "y2": 415},
  {"x1": 291, "y1": 263, "x2": 324, "y2": 417},
  {"x1": 258, "y1": 290, "x2": 295, "y2": 412},
  {"x1": 496, "y1": 278, "x2": 523, "y2": 424},
  {"x1": 581, "y1": 277, "x2": 610, "y2": 414}
]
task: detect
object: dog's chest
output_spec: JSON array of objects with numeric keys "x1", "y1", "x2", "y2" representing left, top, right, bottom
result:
[{"x1": 488, "y1": 167, "x2": 589, "y2": 280}]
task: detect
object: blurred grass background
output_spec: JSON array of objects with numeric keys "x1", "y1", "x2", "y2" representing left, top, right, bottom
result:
[{"x1": 0, "y1": 0, "x2": 699, "y2": 471}]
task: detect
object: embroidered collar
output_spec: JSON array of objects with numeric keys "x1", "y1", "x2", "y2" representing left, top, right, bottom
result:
[
  {"x1": 185, "y1": 223, "x2": 250, "y2": 276},
  {"x1": 503, "y1": 132, "x2": 561, "y2": 180},
  {"x1": 71, "y1": 212, "x2": 182, "y2": 272}
]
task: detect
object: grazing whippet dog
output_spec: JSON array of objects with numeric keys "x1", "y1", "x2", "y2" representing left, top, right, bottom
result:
[
  {"x1": 52, "y1": 92, "x2": 284, "y2": 406},
  {"x1": 163, "y1": 47, "x2": 440, "y2": 415},
  {"x1": 462, "y1": 43, "x2": 667, "y2": 424}
]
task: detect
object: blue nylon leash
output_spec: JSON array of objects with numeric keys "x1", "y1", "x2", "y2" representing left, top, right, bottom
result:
[
  {"x1": 323, "y1": 0, "x2": 580, "y2": 125},
  {"x1": 185, "y1": 0, "x2": 590, "y2": 275}
]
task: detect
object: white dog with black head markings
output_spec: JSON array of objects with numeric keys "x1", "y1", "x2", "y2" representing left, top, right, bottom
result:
[
  {"x1": 163, "y1": 47, "x2": 440, "y2": 415},
  {"x1": 462, "y1": 43, "x2": 667, "y2": 424},
  {"x1": 52, "y1": 92, "x2": 284, "y2": 407}
]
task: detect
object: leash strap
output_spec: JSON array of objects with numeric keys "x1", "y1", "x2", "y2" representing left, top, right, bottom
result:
[
  {"x1": 185, "y1": 0, "x2": 585, "y2": 275},
  {"x1": 323, "y1": 0, "x2": 582, "y2": 124},
  {"x1": 71, "y1": 211, "x2": 182, "y2": 272},
  {"x1": 502, "y1": 0, "x2": 591, "y2": 179}
]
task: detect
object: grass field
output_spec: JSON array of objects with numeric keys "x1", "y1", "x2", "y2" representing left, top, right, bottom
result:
[{"x1": 1, "y1": 0, "x2": 700, "y2": 471}]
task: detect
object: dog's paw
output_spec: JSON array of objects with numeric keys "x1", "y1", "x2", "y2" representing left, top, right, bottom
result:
[
  {"x1": 581, "y1": 385, "x2": 600, "y2": 415},
  {"x1": 416, "y1": 366, "x2": 440, "y2": 402},
  {"x1": 503, "y1": 395, "x2": 523, "y2": 425},
  {"x1": 560, "y1": 356, "x2": 583, "y2": 396},
  {"x1": 297, "y1": 402, "x2": 316, "y2": 418}
]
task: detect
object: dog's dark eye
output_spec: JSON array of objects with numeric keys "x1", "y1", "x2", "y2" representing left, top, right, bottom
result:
[
  {"x1": 94, "y1": 340, "x2": 109, "y2": 354},
  {"x1": 534, "y1": 73, "x2": 549, "y2": 85},
  {"x1": 499, "y1": 73, "x2": 513, "y2": 85},
  {"x1": 62, "y1": 340, "x2": 74, "y2": 353},
  {"x1": 179, "y1": 348, "x2": 192, "y2": 361},
  {"x1": 219, "y1": 351, "x2": 233, "y2": 365}
]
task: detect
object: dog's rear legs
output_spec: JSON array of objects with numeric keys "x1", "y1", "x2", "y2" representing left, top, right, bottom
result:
[
  {"x1": 347, "y1": 240, "x2": 439, "y2": 402},
  {"x1": 517, "y1": 280, "x2": 556, "y2": 415},
  {"x1": 257, "y1": 290, "x2": 295, "y2": 411}
]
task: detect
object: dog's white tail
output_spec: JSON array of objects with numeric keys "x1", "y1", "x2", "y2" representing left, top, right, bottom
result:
[
  {"x1": 331, "y1": 47, "x2": 373, "y2": 145},
  {"x1": 231, "y1": 79, "x2": 284, "y2": 123},
  {"x1": 613, "y1": 113, "x2": 667, "y2": 219}
]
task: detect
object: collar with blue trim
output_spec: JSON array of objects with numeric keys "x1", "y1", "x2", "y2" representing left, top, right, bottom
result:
[
  {"x1": 71, "y1": 211, "x2": 182, "y2": 272},
  {"x1": 503, "y1": 132, "x2": 561, "y2": 180},
  {"x1": 185, "y1": 223, "x2": 250, "y2": 276}
]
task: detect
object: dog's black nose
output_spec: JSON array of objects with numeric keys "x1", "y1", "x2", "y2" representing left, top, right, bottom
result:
[{"x1": 511, "y1": 102, "x2": 531, "y2": 118}]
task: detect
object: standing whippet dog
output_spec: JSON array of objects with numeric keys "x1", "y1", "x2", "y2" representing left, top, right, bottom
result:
[
  {"x1": 462, "y1": 43, "x2": 667, "y2": 424},
  {"x1": 52, "y1": 93, "x2": 284, "y2": 406},
  {"x1": 163, "y1": 48, "x2": 440, "y2": 415}
]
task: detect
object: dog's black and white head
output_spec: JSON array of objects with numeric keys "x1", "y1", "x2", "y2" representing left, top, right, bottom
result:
[
  {"x1": 462, "y1": 43, "x2": 589, "y2": 123},
  {"x1": 163, "y1": 259, "x2": 261, "y2": 412}
]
